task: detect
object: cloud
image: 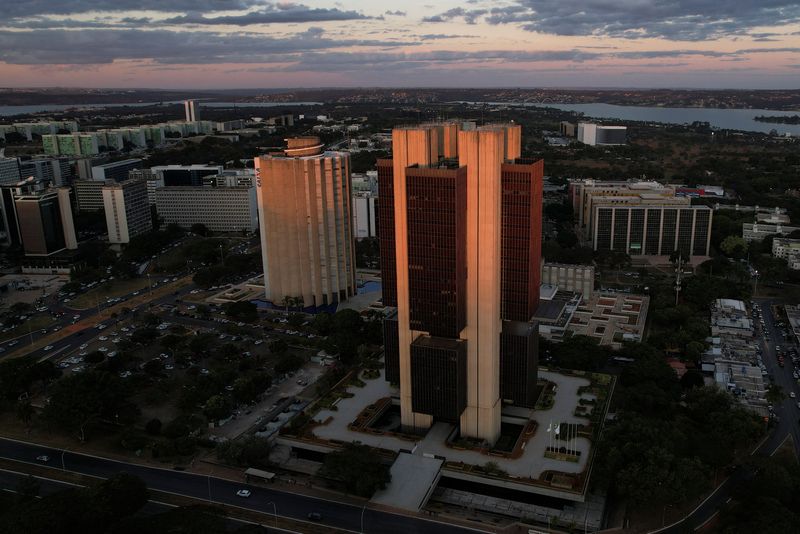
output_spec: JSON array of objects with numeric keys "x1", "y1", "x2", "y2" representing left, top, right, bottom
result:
[
  {"x1": 425, "y1": 1, "x2": 800, "y2": 41},
  {"x1": 0, "y1": 28, "x2": 418, "y2": 65},
  {"x1": 423, "y1": 8, "x2": 488, "y2": 24},
  {"x1": 385, "y1": 10, "x2": 406, "y2": 17},
  {"x1": 3, "y1": 1, "x2": 370, "y2": 26},
  {"x1": 3, "y1": 1, "x2": 259, "y2": 18},
  {"x1": 163, "y1": 5, "x2": 371, "y2": 25}
]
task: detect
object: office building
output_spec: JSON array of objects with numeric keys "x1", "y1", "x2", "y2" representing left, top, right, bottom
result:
[
  {"x1": 559, "y1": 121, "x2": 576, "y2": 137},
  {"x1": 42, "y1": 133, "x2": 100, "y2": 156},
  {"x1": 7, "y1": 179, "x2": 77, "y2": 257},
  {"x1": 254, "y1": 137, "x2": 356, "y2": 308},
  {"x1": 0, "y1": 157, "x2": 21, "y2": 185},
  {"x1": 73, "y1": 180, "x2": 107, "y2": 212},
  {"x1": 353, "y1": 194, "x2": 378, "y2": 239},
  {"x1": 772, "y1": 238, "x2": 800, "y2": 270},
  {"x1": 18, "y1": 157, "x2": 73, "y2": 187},
  {"x1": 743, "y1": 222, "x2": 800, "y2": 242},
  {"x1": 151, "y1": 164, "x2": 223, "y2": 187},
  {"x1": 379, "y1": 123, "x2": 543, "y2": 444},
  {"x1": 591, "y1": 204, "x2": 712, "y2": 257},
  {"x1": 577, "y1": 123, "x2": 627, "y2": 146},
  {"x1": 0, "y1": 121, "x2": 77, "y2": 141},
  {"x1": 541, "y1": 263, "x2": 594, "y2": 298},
  {"x1": 103, "y1": 179, "x2": 152, "y2": 244},
  {"x1": 570, "y1": 179, "x2": 680, "y2": 237},
  {"x1": 202, "y1": 169, "x2": 255, "y2": 188},
  {"x1": 155, "y1": 186, "x2": 257, "y2": 233},
  {"x1": 91, "y1": 159, "x2": 143, "y2": 182},
  {"x1": 184, "y1": 100, "x2": 200, "y2": 122}
]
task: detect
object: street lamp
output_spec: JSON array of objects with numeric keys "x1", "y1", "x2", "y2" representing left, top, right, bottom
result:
[
  {"x1": 266, "y1": 501, "x2": 277, "y2": 529},
  {"x1": 361, "y1": 504, "x2": 367, "y2": 533}
]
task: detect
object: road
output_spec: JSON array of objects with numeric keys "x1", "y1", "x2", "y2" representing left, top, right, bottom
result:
[
  {"x1": 651, "y1": 297, "x2": 800, "y2": 533},
  {"x1": 0, "y1": 437, "x2": 486, "y2": 534}
]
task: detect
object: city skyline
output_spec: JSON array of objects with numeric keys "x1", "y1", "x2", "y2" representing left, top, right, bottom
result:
[{"x1": 0, "y1": 1, "x2": 799, "y2": 89}]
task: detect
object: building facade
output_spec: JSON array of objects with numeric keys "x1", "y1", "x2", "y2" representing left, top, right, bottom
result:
[
  {"x1": 154, "y1": 186, "x2": 257, "y2": 233},
  {"x1": 772, "y1": 238, "x2": 800, "y2": 269},
  {"x1": 541, "y1": 262, "x2": 595, "y2": 298},
  {"x1": 42, "y1": 133, "x2": 100, "y2": 156},
  {"x1": 379, "y1": 123, "x2": 543, "y2": 444},
  {"x1": 10, "y1": 182, "x2": 77, "y2": 257},
  {"x1": 184, "y1": 100, "x2": 200, "y2": 122},
  {"x1": 254, "y1": 137, "x2": 356, "y2": 308},
  {"x1": 591, "y1": 204, "x2": 712, "y2": 257},
  {"x1": 743, "y1": 222, "x2": 800, "y2": 242},
  {"x1": 102, "y1": 179, "x2": 152, "y2": 244},
  {"x1": 353, "y1": 194, "x2": 378, "y2": 239},
  {"x1": 151, "y1": 165, "x2": 223, "y2": 187},
  {"x1": 0, "y1": 157, "x2": 20, "y2": 186},
  {"x1": 577, "y1": 123, "x2": 627, "y2": 146},
  {"x1": 92, "y1": 159, "x2": 143, "y2": 182},
  {"x1": 73, "y1": 180, "x2": 107, "y2": 212}
]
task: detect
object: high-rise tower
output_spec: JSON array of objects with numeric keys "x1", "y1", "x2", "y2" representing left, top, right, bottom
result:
[
  {"x1": 254, "y1": 137, "x2": 356, "y2": 308},
  {"x1": 380, "y1": 122, "x2": 543, "y2": 444}
]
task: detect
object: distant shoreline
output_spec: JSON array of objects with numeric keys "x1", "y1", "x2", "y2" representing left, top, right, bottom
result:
[{"x1": 754, "y1": 115, "x2": 800, "y2": 124}]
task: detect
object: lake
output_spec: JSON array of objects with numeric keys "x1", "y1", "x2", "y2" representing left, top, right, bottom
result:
[
  {"x1": 490, "y1": 102, "x2": 800, "y2": 136},
  {"x1": 0, "y1": 101, "x2": 322, "y2": 118}
]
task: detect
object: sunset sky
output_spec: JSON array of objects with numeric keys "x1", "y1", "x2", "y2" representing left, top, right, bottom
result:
[{"x1": 1, "y1": 1, "x2": 799, "y2": 89}]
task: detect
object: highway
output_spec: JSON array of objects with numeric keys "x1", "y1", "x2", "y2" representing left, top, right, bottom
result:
[
  {"x1": 651, "y1": 297, "x2": 800, "y2": 533},
  {"x1": 0, "y1": 437, "x2": 486, "y2": 534}
]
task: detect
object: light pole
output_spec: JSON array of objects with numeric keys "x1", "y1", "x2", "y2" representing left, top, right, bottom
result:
[
  {"x1": 662, "y1": 503, "x2": 673, "y2": 527},
  {"x1": 361, "y1": 504, "x2": 367, "y2": 533},
  {"x1": 61, "y1": 449, "x2": 66, "y2": 471},
  {"x1": 266, "y1": 501, "x2": 277, "y2": 529}
]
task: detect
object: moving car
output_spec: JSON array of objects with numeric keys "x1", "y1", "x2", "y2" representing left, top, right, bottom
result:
[
  {"x1": 236, "y1": 489, "x2": 251, "y2": 498},
  {"x1": 307, "y1": 512, "x2": 322, "y2": 521},
  {"x1": 36, "y1": 455, "x2": 49, "y2": 462}
]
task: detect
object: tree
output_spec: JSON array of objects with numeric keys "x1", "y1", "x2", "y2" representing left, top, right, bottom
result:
[
  {"x1": 268, "y1": 339, "x2": 288, "y2": 356},
  {"x1": 16, "y1": 399, "x2": 34, "y2": 428},
  {"x1": 319, "y1": 442, "x2": 391, "y2": 497},
  {"x1": 145, "y1": 418, "x2": 162, "y2": 435},
  {"x1": 190, "y1": 223, "x2": 210, "y2": 236},
  {"x1": 42, "y1": 371, "x2": 136, "y2": 442},
  {"x1": 216, "y1": 436, "x2": 271, "y2": 468},
  {"x1": 313, "y1": 312, "x2": 333, "y2": 335},
  {"x1": 204, "y1": 395, "x2": 232, "y2": 422},
  {"x1": 274, "y1": 354, "x2": 304, "y2": 375},
  {"x1": 766, "y1": 384, "x2": 785, "y2": 405},
  {"x1": 720, "y1": 235, "x2": 748, "y2": 258},
  {"x1": 92, "y1": 473, "x2": 149, "y2": 521},
  {"x1": 224, "y1": 301, "x2": 257, "y2": 323}
]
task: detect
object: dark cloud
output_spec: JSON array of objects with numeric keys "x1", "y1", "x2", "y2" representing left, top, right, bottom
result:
[
  {"x1": 385, "y1": 10, "x2": 407, "y2": 17},
  {"x1": 163, "y1": 6, "x2": 371, "y2": 26},
  {"x1": 3, "y1": 1, "x2": 259, "y2": 18},
  {"x1": 425, "y1": 1, "x2": 800, "y2": 41},
  {"x1": 0, "y1": 28, "x2": 417, "y2": 65},
  {"x1": 423, "y1": 8, "x2": 488, "y2": 24},
  {"x1": 3, "y1": 1, "x2": 370, "y2": 26}
]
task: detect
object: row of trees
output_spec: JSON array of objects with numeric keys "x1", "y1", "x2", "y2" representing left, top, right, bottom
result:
[{"x1": 594, "y1": 355, "x2": 763, "y2": 513}]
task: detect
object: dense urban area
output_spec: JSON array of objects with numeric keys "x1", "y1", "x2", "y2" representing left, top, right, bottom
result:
[{"x1": 0, "y1": 88, "x2": 798, "y2": 534}]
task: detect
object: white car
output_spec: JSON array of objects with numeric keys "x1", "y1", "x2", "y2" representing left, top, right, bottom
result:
[
  {"x1": 98, "y1": 346, "x2": 109, "y2": 353},
  {"x1": 79, "y1": 343, "x2": 88, "y2": 350},
  {"x1": 791, "y1": 392, "x2": 797, "y2": 399},
  {"x1": 236, "y1": 489, "x2": 251, "y2": 498},
  {"x1": 99, "y1": 336, "x2": 108, "y2": 341},
  {"x1": 36, "y1": 455, "x2": 50, "y2": 462},
  {"x1": 43, "y1": 345, "x2": 54, "y2": 351}
]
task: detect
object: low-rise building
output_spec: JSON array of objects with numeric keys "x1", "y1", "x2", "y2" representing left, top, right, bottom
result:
[
  {"x1": 743, "y1": 222, "x2": 800, "y2": 242},
  {"x1": 577, "y1": 123, "x2": 627, "y2": 146},
  {"x1": 541, "y1": 262, "x2": 594, "y2": 298},
  {"x1": 772, "y1": 238, "x2": 800, "y2": 269}
]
